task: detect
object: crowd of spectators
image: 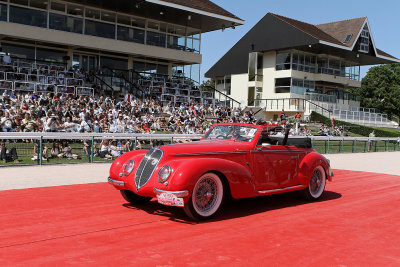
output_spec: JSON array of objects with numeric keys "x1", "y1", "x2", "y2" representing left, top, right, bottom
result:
[
  {"x1": 317, "y1": 124, "x2": 350, "y2": 137},
  {"x1": 0, "y1": 88, "x2": 252, "y2": 136}
]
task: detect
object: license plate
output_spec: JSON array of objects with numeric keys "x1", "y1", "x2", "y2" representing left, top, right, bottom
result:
[{"x1": 157, "y1": 192, "x2": 184, "y2": 207}]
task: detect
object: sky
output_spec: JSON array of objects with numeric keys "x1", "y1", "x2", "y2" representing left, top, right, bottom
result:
[{"x1": 200, "y1": 0, "x2": 400, "y2": 83}]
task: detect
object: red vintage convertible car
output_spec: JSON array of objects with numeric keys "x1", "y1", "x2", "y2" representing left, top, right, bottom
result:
[{"x1": 108, "y1": 123, "x2": 333, "y2": 220}]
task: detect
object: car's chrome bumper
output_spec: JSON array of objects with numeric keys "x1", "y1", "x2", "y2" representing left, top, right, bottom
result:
[
  {"x1": 108, "y1": 177, "x2": 124, "y2": 187},
  {"x1": 153, "y1": 188, "x2": 189, "y2": 197},
  {"x1": 153, "y1": 188, "x2": 189, "y2": 207}
]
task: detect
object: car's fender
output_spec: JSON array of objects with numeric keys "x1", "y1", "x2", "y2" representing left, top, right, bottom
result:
[
  {"x1": 298, "y1": 152, "x2": 332, "y2": 186},
  {"x1": 160, "y1": 157, "x2": 256, "y2": 199},
  {"x1": 109, "y1": 150, "x2": 147, "y2": 179}
]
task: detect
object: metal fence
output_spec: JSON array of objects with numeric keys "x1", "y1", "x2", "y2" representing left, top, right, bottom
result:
[{"x1": 0, "y1": 133, "x2": 398, "y2": 166}]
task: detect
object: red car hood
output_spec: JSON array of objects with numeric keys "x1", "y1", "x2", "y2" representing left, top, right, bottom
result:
[{"x1": 160, "y1": 140, "x2": 251, "y2": 156}]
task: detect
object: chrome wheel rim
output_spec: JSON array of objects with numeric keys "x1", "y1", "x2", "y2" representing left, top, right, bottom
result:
[
  {"x1": 309, "y1": 166, "x2": 326, "y2": 198},
  {"x1": 192, "y1": 174, "x2": 223, "y2": 217}
]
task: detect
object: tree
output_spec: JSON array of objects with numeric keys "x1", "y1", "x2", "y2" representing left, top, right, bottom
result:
[
  {"x1": 200, "y1": 78, "x2": 216, "y2": 91},
  {"x1": 356, "y1": 63, "x2": 400, "y2": 119}
]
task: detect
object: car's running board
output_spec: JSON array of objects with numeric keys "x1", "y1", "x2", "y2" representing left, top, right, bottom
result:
[{"x1": 257, "y1": 185, "x2": 306, "y2": 195}]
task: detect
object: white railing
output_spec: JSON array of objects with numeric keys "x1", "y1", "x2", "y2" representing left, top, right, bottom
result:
[
  {"x1": 0, "y1": 132, "x2": 203, "y2": 141},
  {"x1": 332, "y1": 109, "x2": 398, "y2": 128}
]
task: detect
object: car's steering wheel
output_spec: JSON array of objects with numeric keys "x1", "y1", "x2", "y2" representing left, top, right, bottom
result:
[{"x1": 216, "y1": 135, "x2": 226, "y2": 139}]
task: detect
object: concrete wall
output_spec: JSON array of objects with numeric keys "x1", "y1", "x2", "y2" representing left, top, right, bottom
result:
[{"x1": 230, "y1": 73, "x2": 248, "y2": 104}]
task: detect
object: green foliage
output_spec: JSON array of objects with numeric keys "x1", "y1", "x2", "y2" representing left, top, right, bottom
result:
[
  {"x1": 310, "y1": 112, "x2": 399, "y2": 137},
  {"x1": 200, "y1": 78, "x2": 216, "y2": 91},
  {"x1": 354, "y1": 63, "x2": 400, "y2": 118}
]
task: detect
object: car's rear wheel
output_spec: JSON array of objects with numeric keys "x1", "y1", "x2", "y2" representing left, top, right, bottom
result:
[
  {"x1": 303, "y1": 166, "x2": 326, "y2": 200},
  {"x1": 120, "y1": 189, "x2": 152, "y2": 204},
  {"x1": 184, "y1": 173, "x2": 224, "y2": 220}
]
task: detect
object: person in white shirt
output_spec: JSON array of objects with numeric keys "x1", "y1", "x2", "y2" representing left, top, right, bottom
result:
[
  {"x1": 44, "y1": 111, "x2": 59, "y2": 132},
  {"x1": 3, "y1": 53, "x2": 11, "y2": 65},
  {"x1": 99, "y1": 140, "x2": 113, "y2": 159},
  {"x1": 63, "y1": 116, "x2": 76, "y2": 132},
  {"x1": 79, "y1": 117, "x2": 91, "y2": 132},
  {"x1": 109, "y1": 140, "x2": 124, "y2": 157}
]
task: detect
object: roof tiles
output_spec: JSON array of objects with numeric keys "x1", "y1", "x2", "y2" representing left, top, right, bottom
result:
[{"x1": 153, "y1": 0, "x2": 243, "y2": 21}]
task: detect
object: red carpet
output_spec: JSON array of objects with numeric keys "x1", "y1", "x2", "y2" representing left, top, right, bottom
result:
[{"x1": 0, "y1": 170, "x2": 399, "y2": 266}]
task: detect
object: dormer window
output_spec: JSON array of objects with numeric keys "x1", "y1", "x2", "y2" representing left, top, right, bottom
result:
[
  {"x1": 343, "y1": 34, "x2": 353, "y2": 44},
  {"x1": 359, "y1": 24, "x2": 370, "y2": 53}
]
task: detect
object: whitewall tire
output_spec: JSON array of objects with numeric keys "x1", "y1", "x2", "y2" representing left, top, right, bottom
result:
[
  {"x1": 184, "y1": 173, "x2": 224, "y2": 220},
  {"x1": 304, "y1": 166, "x2": 326, "y2": 200}
]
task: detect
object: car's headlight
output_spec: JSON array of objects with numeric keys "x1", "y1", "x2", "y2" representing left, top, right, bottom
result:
[
  {"x1": 123, "y1": 160, "x2": 135, "y2": 176},
  {"x1": 158, "y1": 165, "x2": 171, "y2": 183}
]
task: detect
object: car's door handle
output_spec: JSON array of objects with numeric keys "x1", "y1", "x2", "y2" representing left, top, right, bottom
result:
[{"x1": 291, "y1": 156, "x2": 298, "y2": 158}]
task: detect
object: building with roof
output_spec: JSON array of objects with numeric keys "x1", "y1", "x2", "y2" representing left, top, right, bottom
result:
[
  {"x1": 0, "y1": 0, "x2": 243, "y2": 96},
  {"x1": 206, "y1": 13, "x2": 399, "y2": 127}
]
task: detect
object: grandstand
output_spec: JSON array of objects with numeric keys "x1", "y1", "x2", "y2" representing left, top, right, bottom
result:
[{"x1": 0, "y1": 0, "x2": 243, "y2": 106}]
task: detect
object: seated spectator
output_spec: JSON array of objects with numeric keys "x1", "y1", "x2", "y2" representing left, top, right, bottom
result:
[
  {"x1": 61, "y1": 141, "x2": 80, "y2": 159},
  {"x1": 99, "y1": 140, "x2": 113, "y2": 159},
  {"x1": 31, "y1": 143, "x2": 49, "y2": 161},
  {"x1": 79, "y1": 117, "x2": 91, "y2": 133},
  {"x1": 50, "y1": 142, "x2": 63, "y2": 158},
  {"x1": 92, "y1": 121, "x2": 100, "y2": 133},
  {"x1": 1, "y1": 112, "x2": 14, "y2": 132},
  {"x1": 109, "y1": 140, "x2": 124, "y2": 158},
  {"x1": 21, "y1": 113, "x2": 37, "y2": 132},
  {"x1": 63, "y1": 116, "x2": 76, "y2": 132},
  {"x1": 0, "y1": 141, "x2": 19, "y2": 163}
]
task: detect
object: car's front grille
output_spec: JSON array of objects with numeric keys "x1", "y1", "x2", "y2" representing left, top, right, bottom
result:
[{"x1": 135, "y1": 149, "x2": 163, "y2": 190}]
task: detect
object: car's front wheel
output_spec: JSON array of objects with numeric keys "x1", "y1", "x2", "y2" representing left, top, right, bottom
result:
[
  {"x1": 184, "y1": 173, "x2": 224, "y2": 220},
  {"x1": 120, "y1": 189, "x2": 152, "y2": 204},
  {"x1": 303, "y1": 166, "x2": 326, "y2": 200}
]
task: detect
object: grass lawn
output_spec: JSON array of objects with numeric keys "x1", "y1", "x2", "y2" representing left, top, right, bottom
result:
[{"x1": 1, "y1": 136, "x2": 398, "y2": 166}]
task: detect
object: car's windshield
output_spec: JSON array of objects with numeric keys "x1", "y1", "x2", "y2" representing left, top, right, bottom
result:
[{"x1": 203, "y1": 125, "x2": 258, "y2": 142}]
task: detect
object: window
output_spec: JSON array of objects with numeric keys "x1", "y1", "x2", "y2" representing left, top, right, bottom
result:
[
  {"x1": 167, "y1": 35, "x2": 186, "y2": 50},
  {"x1": 101, "y1": 11, "x2": 115, "y2": 23},
  {"x1": 10, "y1": 0, "x2": 28, "y2": 6},
  {"x1": 117, "y1": 14, "x2": 130, "y2": 26},
  {"x1": 117, "y1": 25, "x2": 145, "y2": 44},
  {"x1": 49, "y1": 13, "x2": 83, "y2": 34},
  {"x1": 359, "y1": 24, "x2": 370, "y2": 53},
  {"x1": 276, "y1": 52, "x2": 291, "y2": 70},
  {"x1": 9, "y1": 5, "x2": 47, "y2": 28},
  {"x1": 187, "y1": 37, "x2": 200, "y2": 53},
  {"x1": 157, "y1": 64, "x2": 168, "y2": 75},
  {"x1": 275, "y1": 78, "x2": 291, "y2": 93},
  {"x1": 51, "y1": 1, "x2": 65, "y2": 12},
  {"x1": 1, "y1": 43, "x2": 35, "y2": 59},
  {"x1": 147, "y1": 20, "x2": 159, "y2": 31},
  {"x1": 248, "y1": 52, "x2": 263, "y2": 81},
  {"x1": 168, "y1": 24, "x2": 186, "y2": 35},
  {"x1": 146, "y1": 31, "x2": 166, "y2": 47},
  {"x1": 343, "y1": 34, "x2": 353, "y2": 44},
  {"x1": 0, "y1": 3, "x2": 6, "y2": 21},
  {"x1": 100, "y1": 56, "x2": 128, "y2": 70},
  {"x1": 36, "y1": 47, "x2": 66, "y2": 63},
  {"x1": 85, "y1": 20, "x2": 115, "y2": 39},
  {"x1": 85, "y1": 8, "x2": 100, "y2": 20},
  {"x1": 67, "y1": 4, "x2": 83, "y2": 16},
  {"x1": 131, "y1": 16, "x2": 145, "y2": 28},
  {"x1": 30, "y1": 0, "x2": 48, "y2": 10}
]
